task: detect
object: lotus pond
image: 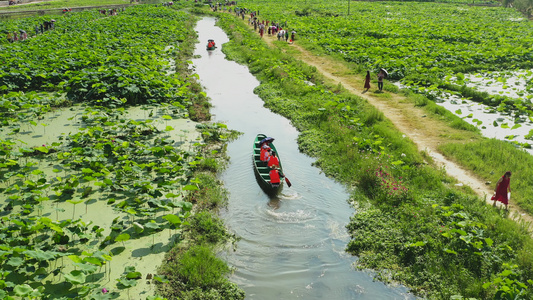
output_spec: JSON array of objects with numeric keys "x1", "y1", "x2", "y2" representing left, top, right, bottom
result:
[{"x1": 0, "y1": 5, "x2": 231, "y2": 299}]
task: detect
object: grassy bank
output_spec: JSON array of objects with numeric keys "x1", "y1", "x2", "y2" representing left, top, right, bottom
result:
[
  {"x1": 156, "y1": 126, "x2": 245, "y2": 300},
  {"x1": 210, "y1": 8, "x2": 533, "y2": 299}
]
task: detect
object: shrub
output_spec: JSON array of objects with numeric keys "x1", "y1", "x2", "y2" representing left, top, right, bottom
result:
[
  {"x1": 364, "y1": 106, "x2": 384, "y2": 126},
  {"x1": 186, "y1": 211, "x2": 230, "y2": 245}
]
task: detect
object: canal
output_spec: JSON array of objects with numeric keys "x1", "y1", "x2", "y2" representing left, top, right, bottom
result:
[{"x1": 191, "y1": 17, "x2": 414, "y2": 300}]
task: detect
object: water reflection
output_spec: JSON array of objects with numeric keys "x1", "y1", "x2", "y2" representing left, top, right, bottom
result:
[{"x1": 192, "y1": 17, "x2": 414, "y2": 300}]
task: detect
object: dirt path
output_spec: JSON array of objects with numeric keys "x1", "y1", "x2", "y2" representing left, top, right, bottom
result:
[{"x1": 232, "y1": 15, "x2": 533, "y2": 232}]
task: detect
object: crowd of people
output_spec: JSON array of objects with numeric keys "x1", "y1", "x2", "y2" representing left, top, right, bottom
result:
[
  {"x1": 5, "y1": 19, "x2": 54, "y2": 43},
  {"x1": 6, "y1": 29, "x2": 27, "y2": 42},
  {"x1": 155, "y1": 2, "x2": 174, "y2": 7},
  {"x1": 99, "y1": 7, "x2": 125, "y2": 15},
  {"x1": 229, "y1": 7, "x2": 297, "y2": 43}
]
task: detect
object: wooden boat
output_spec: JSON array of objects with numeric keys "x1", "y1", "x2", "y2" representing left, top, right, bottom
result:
[
  {"x1": 206, "y1": 39, "x2": 216, "y2": 50},
  {"x1": 253, "y1": 134, "x2": 283, "y2": 195}
]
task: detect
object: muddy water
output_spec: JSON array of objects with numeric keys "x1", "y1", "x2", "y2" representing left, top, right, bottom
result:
[{"x1": 192, "y1": 17, "x2": 414, "y2": 299}]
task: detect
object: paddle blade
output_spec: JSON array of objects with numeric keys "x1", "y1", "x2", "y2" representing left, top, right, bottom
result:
[{"x1": 285, "y1": 177, "x2": 292, "y2": 188}]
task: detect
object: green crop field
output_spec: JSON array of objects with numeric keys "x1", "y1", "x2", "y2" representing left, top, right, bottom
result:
[{"x1": 238, "y1": 0, "x2": 533, "y2": 116}]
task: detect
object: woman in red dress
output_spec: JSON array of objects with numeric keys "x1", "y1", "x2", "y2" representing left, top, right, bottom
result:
[
  {"x1": 364, "y1": 71, "x2": 371, "y2": 92},
  {"x1": 491, "y1": 171, "x2": 511, "y2": 209}
]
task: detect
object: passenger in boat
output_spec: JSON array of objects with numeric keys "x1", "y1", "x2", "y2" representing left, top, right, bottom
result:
[
  {"x1": 207, "y1": 40, "x2": 215, "y2": 48},
  {"x1": 267, "y1": 151, "x2": 279, "y2": 169},
  {"x1": 260, "y1": 142, "x2": 271, "y2": 162},
  {"x1": 491, "y1": 171, "x2": 511, "y2": 210},
  {"x1": 269, "y1": 167, "x2": 283, "y2": 187}
]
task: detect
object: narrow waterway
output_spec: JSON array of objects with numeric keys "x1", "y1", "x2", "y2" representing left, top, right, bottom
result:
[{"x1": 192, "y1": 17, "x2": 414, "y2": 299}]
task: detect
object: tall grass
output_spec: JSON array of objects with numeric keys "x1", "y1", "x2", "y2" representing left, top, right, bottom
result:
[{"x1": 440, "y1": 139, "x2": 533, "y2": 214}]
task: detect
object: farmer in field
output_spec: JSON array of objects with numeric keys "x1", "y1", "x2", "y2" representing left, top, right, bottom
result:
[{"x1": 492, "y1": 171, "x2": 511, "y2": 210}]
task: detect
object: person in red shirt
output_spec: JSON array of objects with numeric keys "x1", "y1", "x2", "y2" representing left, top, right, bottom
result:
[
  {"x1": 269, "y1": 167, "x2": 283, "y2": 187},
  {"x1": 260, "y1": 142, "x2": 271, "y2": 162},
  {"x1": 267, "y1": 151, "x2": 279, "y2": 169}
]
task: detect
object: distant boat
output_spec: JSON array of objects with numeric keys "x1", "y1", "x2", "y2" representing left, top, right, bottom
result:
[
  {"x1": 252, "y1": 134, "x2": 284, "y2": 195},
  {"x1": 206, "y1": 39, "x2": 216, "y2": 50}
]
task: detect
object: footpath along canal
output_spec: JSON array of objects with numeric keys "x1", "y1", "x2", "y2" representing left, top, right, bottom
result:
[{"x1": 191, "y1": 17, "x2": 414, "y2": 300}]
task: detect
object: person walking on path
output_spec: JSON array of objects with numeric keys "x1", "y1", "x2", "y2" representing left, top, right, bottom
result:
[
  {"x1": 492, "y1": 171, "x2": 511, "y2": 210},
  {"x1": 364, "y1": 71, "x2": 371, "y2": 92},
  {"x1": 377, "y1": 69, "x2": 386, "y2": 92}
]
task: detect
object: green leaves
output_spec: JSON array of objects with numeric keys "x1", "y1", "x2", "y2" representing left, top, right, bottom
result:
[
  {"x1": 0, "y1": 5, "x2": 204, "y2": 300},
  {"x1": 115, "y1": 233, "x2": 130, "y2": 243},
  {"x1": 64, "y1": 270, "x2": 86, "y2": 285}
]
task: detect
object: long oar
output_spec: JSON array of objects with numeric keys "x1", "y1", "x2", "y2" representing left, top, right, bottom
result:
[{"x1": 284, "y1": 176, "x2": 292, "y2": 188}]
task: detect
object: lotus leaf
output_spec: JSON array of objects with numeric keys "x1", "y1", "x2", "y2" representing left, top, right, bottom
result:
[
  {"x1": 64, "y1": 270, "x2": 86, "y2": 285},
  {"x1": 73, "y1": 262, "x2": 98, "y2": 274},
  {"x1": 6, "y1": 256, "x2": 24, "y2": 267},
  {"x1": 13, "y1": 284, "x2": 33, "y2": 297},
  {"x1": 24, "y1": 249, "x2": 57, "y2": 261},
  {"x1": 117, "y1": 277, "x2": 137, "y2": 288},
  {"x1": 115, "y1": 233, "x2": 130, "y2": 243},
  {"x1": 163, "y1": 214, "x2": 182, "y2": 226}
]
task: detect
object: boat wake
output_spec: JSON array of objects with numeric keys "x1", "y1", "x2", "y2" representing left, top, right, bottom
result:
[{"x1": 264, "y1": 208, "x2": 315, "y2": 224}]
